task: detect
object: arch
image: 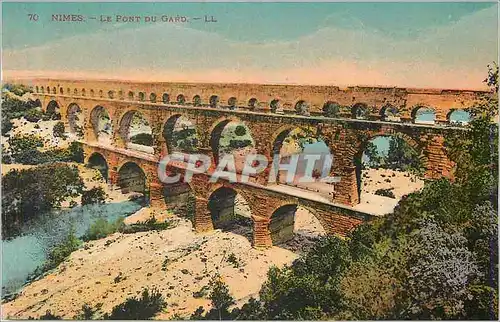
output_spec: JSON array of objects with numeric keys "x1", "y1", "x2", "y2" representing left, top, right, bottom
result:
[
  {"x1": 138, "y1": 92, "x2": 145, "y2": 101},
  {"x1": 163, "y1": 114, "x2": 199, "y2": 153},
  {"x1": 412, "y1": 106, "x2": 436, "y2": 124},
  {"x1": 86, "y1": 152, "x2": 108, "y2": 182},
  {"x1": 128, "y1": 91, "x2": 134, "y2": 101},
  {"x1": 269, "y1": 204, "x2": 326, "y2": 246},
  {"x1": 46, "y1": 86, "x2": 50, "y2": 93},
  {"x1": 117, "y1": 162, "x2": 147, "y2": 198},
  {"x1": 66, "y1": 88, "x2": 71, "y2": 95},
  {"x1": 149, "y1": 93, "x2": 157, "y2": 103},
  {"x1": 163, "y1": 182, "x2": 196, "y2": 221},
  {"x1": 46, "y1": 100, "x2": 61, "y2": 120},
  {"x1": 354, "y1": 133, "x2": 427, "y2": 203},
  {"x1": 270, "y1": 99, "x2": 281, "y2": 113},
  {"x1": 162, "y1": 93, "x2": 170, "y2": 104},
  {"x1": 209, "y1": 118, "x2": 255, "y2": 165},
  {"x1": 271, "y1": 126, "x2": 332, "y2": 193},
  {"x1": 447, "y1": 109, "x2": 471, "y2": 125},
  {"x1": 208, "y1": 186, "x2": 253, "y2": 243},
  {"x1": 90, "y1": 105, "x2": 113, "y2": 143},
  {"x1": 352, "y1": 102, "x2": 369, "y2": 119},
  {"x1": 81, "y1": 88, "x2": 86, "y2": 97},
  {"x1": 40, "y1": 86, "x2": 45, "y2": 94},
  {"x1": 192, "y1": 95, "x2": 202, "y2": 107},
  {"x1": 323, "y1": 101, "x2": 341, "y2": 117},
  {"x1": 118, "y1": 110, "x2": 153, "y2": 152},
  {"x1": 380, "y1": 104, "x2": 400, "y2": 121},
  {"x1": 90, "y1": 89, "x2": 95, "y2": 97},
  {"x1": 99, "y1": 90, "x2": 103, "y2": 98},
  {"x1": 228, "y1": 97, "x2": 237, "y2": 110},
  {"x1": 209, "y1": 95, "x2": 219, "y2": 108},
  {"x1": 248, "y1": 98, "x2": 258, "y2": 110},
  {"x1": 108, "y1": 90, "x2": 115, "y2": 99},
  {"x1": 36, "y1": 86, "x2": 39, "y2": 93},
  {"x1": 118, "y1": 90, "x2": 124, "y2": 100},
  {"x1": 52, "y1": 87, "x2": 57, "y2": 94},
  {"x1": 59, "y1": 87, "x2": 63, "y2": 95},
  {"x1": 73, "y1": 88, "x2": 78, "y2": 96},
  {"x1": 294, "y1": 100, "x2": 310, "y2": 116},
  {"x1": 67, "y1": 103, "x2": 84, "y2": 138},
  {"x1": 177, "y1": 94, "x2": 186, "y2": 105}
]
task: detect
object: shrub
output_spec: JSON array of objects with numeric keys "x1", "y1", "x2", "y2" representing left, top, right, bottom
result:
[
  {"x1": 375, "y1": 188, "x2": 396, "y2": 199},
  {"x1": 2, "y1": 115, "x2": 13, "y2": 135},
  {"x1": 234, "y1": 125, "x2": 247, "y2": 136},
  {"x1": 83, "y1": 217, "x2": 124, "y2": 241},
  {"x1": 2, "y1": 164, "x2": 84, "y2": 239},
  {"x1": 104, "y1": 288, "x2": 166, "y2": 320},
  {"x1": 119, "y1": 216, "x2": 172, "y2": 234},
  {"x1": 130, "y1": 133, "x2": 153, "y2": 146},
  {"x1": 25, "y1": 108, "x2": 43, "y2": 122},
  {"x1": 81, "y1": 187, "x2": 107, "y2": 205},
  {"x1": 53, "y1": 121, "x2": 66, "y2": 138},
  {"x1": 42, "y1": 228, "x2": 81, "y2": 272}
]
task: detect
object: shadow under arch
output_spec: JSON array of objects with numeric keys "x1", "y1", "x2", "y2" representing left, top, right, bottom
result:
[
  {"x1": 269, "y1": 204, "x2": 326, "y2": 248},
  {"x1": 67, "y1": 103, "x2": 84, "y2": 138},
  {"x1": 46, "y1": 100, "x2": 61, "y2": 120},
  {"x1": 86, "y1": 152, "x2": 108, "y2": 182},
  {"x1": 90, "y1": 105, "x2": 113, "y2": 143},
  {"x1": 117, "y1": 162, "x2": 147, "y2": 204},
  {"x1": 208, "y1": 186, "x2": 253, "y2": 244}
]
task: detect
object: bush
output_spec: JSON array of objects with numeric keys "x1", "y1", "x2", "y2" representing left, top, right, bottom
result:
[
  {"x1": 25, "y1": 108, "x2": 43, "y2": 122},
  {"x1": 82, "y1": 217, "x2": 124, "y2": 241},
  {"x1": 104, "y1": 288, "x2": 166, "y2": 320},
  {"x1": 81, "y1": 187, "x2": 107, "y2": 205},
  {"x1": 234, "y1": 125, "x2": 247, "y2": 136},
  {"x1": 2, "y1": 115, "x2": 13, "y2": 135},
  {"x1": 130, "y1": 133, "x2": 153, "y2": 146},
  {"x1": 375, "y1": 188, "x2": 396, "y2": 199},
  {"x1": 41, "y1": 228, "x2": 81, "y2": 272},
  {"x1": 2, "y1": 164, "x2": 84, "y2": 239},
  {"x1": 119, "y1": 216, "x2": 172, "y2": 234},
  {"x1": 53, "y1": 121, "x2": 66, "y2": 138}
]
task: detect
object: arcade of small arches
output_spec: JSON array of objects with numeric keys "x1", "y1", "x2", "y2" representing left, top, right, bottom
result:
[
  {"x1": 33, "y1": 83, "x2": 477, "y2": 126},
  {"x1": 84, "y1": 149, "x2": 367, "y2": 248},
  {"x1": 38, "y1": 93, "x2": 457, "y2": 207}
]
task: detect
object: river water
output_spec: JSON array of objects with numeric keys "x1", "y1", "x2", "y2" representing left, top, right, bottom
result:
[{"x1": 1, "y1": 201, "x2": 142, "y2": 298}]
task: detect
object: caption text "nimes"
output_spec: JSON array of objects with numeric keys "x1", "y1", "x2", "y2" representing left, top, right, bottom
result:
[{"x1": 27, "y1": 14, "x2": 218, "y2": 23}]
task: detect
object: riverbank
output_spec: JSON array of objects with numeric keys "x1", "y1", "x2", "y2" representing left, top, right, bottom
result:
[{"x1": 1, "y1": 218, "x2": 300, "y2": 319}]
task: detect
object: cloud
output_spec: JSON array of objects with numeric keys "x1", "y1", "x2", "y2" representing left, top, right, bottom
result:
[{"x1": 3, "y1": 6, "x2": 497, "y2": 89}]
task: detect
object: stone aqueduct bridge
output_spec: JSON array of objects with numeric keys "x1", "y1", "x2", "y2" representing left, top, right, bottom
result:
[{"x1": 21, "y1": 78, "x2": 484, "y2": 248}]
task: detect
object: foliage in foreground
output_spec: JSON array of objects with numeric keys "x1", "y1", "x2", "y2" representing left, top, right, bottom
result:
[
  {"x1": 103, "y1": 288, "x2": 166, "y2": 320},
  {"x1": 1, "y1": 163, "x2": 84, "y2": 239}
]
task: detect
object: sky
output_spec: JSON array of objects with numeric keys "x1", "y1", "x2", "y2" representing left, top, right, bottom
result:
[{"x1": 2, "y1": 2, "x2": 498, "y2": 89}]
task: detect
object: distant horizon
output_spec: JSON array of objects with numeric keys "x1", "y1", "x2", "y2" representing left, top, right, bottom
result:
[{"x1": 2, "y1": 70, "x2": 492, "y2": 92}]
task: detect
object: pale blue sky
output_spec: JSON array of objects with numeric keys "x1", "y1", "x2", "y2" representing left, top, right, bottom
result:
[{"x1": 2, "y1": 2, "x2": 498, "y2": 88}]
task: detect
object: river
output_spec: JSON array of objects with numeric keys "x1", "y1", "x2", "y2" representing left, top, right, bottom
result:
[{"x1": 1, "y1": 201, "x2": 142, "y2": 298}]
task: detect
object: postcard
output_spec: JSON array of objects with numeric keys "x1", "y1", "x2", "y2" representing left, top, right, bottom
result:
[{"x1": 1, "y1": 1, "x2": 498, "y2": 320}]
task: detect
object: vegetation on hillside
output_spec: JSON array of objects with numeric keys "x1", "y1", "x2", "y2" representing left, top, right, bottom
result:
[
  {"x1": 1, "y1": 164, "x2": 84, "y2": 239},
  {"x1": 186, "y1": 64, "x2": 499, "y2": 320}
]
